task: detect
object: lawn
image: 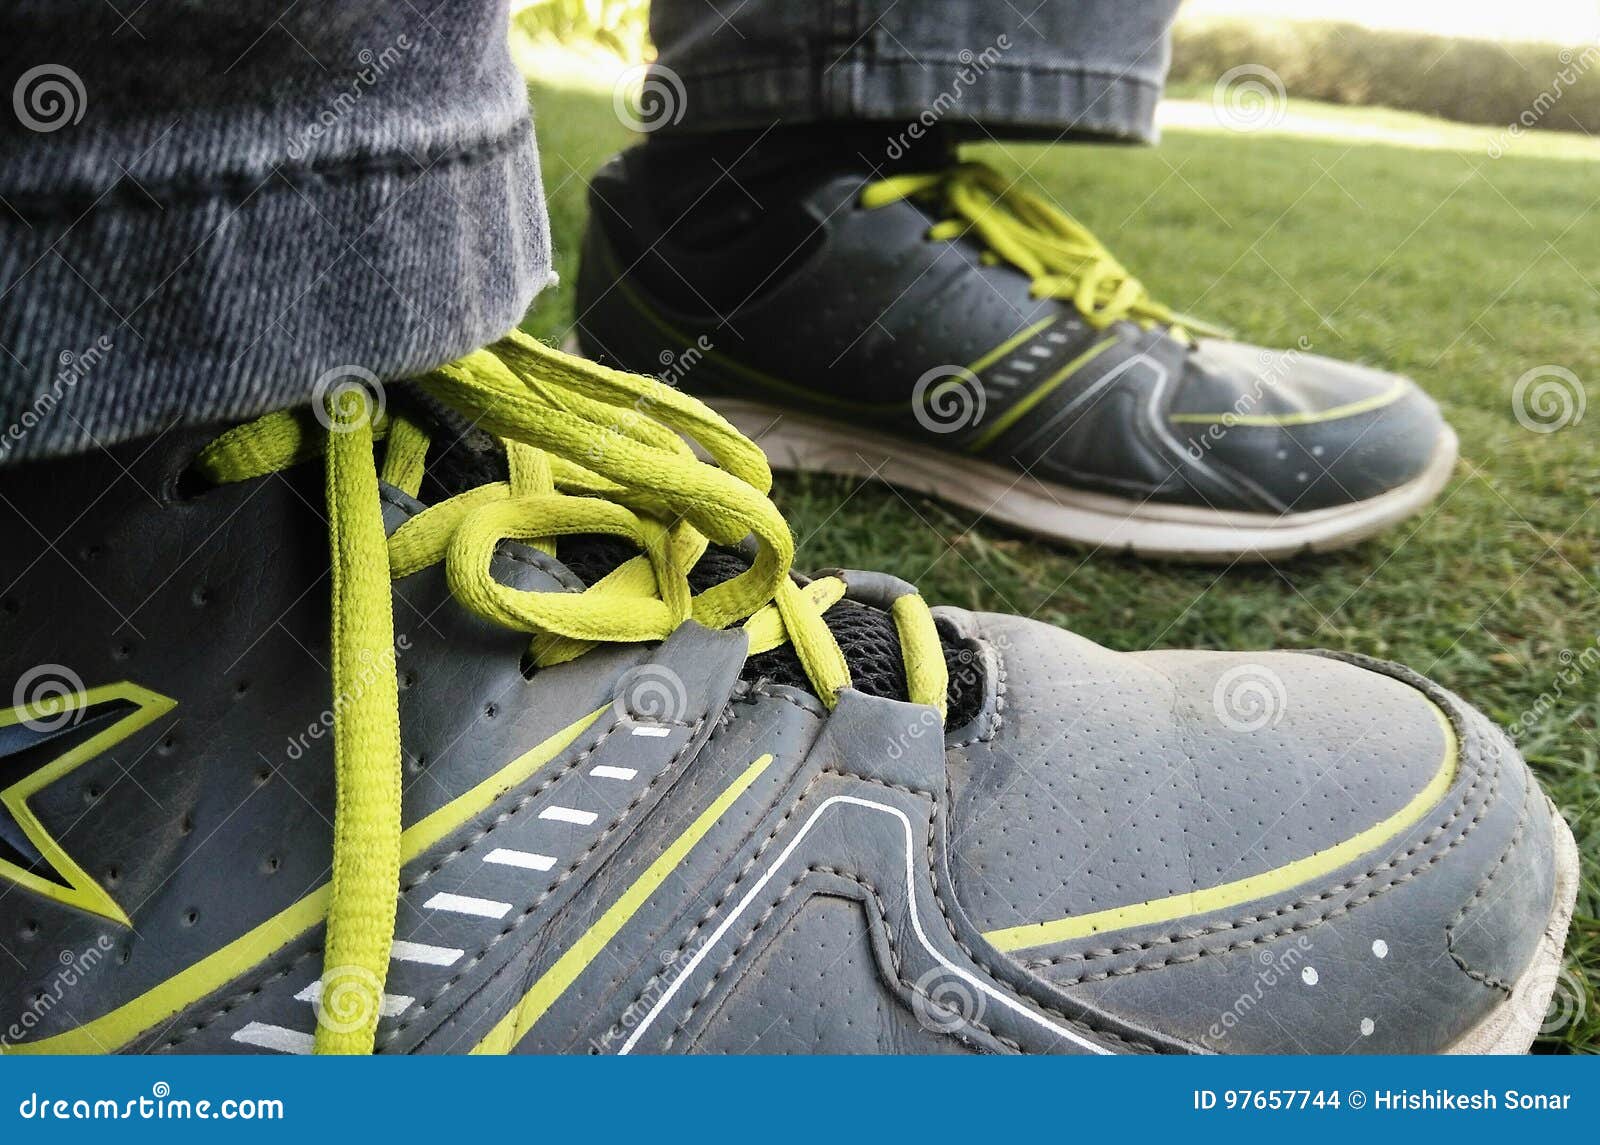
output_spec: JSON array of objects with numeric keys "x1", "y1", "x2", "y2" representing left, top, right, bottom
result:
[{"x1": 522, "y1": 77, "x2": 1600, "y2": 1051}]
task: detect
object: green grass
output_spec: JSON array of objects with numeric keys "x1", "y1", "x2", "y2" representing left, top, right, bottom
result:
[{"x1": 524, "y1": 79, "x2": 1600, "y2": 1051}]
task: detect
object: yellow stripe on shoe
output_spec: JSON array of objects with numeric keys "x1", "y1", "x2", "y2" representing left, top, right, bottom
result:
[
  {"x1": 983, "y1": 701, "x2": 1459, "y2": 953},
  {"x1": 473, "y1": 753, "x2": 776, "y2": 1054},
  {"x1": 1166, "y1": 377, "x2": 1410, "y2": 428},
  {"x1": 966, "y1": 337, "x2": 1118, "y2": 452},
  {"x1": 1, "y1": 708, "x2": 606, "y2": 1055}
]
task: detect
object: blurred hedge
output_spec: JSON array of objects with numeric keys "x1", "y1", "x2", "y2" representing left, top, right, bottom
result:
[{"x1": 1171, "y1": 18, "x2": 1600, "y2": 136}]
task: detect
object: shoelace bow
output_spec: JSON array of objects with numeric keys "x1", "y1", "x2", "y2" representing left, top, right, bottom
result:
[
  {"x1": 195, "y1": 331, "x2": 948, "y2": 1053},
  {"x1": 860, "y1": 161, "x2": 1226, "y2": 340}
]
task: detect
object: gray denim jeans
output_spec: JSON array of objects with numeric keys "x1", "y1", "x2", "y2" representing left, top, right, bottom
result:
[
  {"x1": 0, "y1": 0, "x2": 1175, "y2": 465},
  {"x1": 651, "y1": 0, "x2": 1181, "y2": 142}
]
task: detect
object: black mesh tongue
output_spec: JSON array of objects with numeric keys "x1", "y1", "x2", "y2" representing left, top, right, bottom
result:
[
  {"x1": 392, "y1": 384, "x2": 511, "y2": 500},
  {"x1": 390, "y1": 385, "x2": 983, "y2": 726},
  {"x1": 559, "y1": 537, "x2": 984, "y2": 727}
]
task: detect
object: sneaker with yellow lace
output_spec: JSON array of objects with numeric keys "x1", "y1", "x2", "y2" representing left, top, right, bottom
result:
[
  {"x1": 0, "y1": 335, "x2": 1572, "y2": 1055},
  {"x1": 575, "y1": 149, "x2": 1457, "y2": 561}
]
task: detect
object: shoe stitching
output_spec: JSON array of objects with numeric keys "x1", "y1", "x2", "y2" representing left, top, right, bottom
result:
[
  {"x1": 668, "y1": 868, "x2": 1013, "y2": 1055},
  {"x1": 1444, "y1": 766, "x2": 1533, "y2": 996},
  {"x1": 154, "y1": 708, "x2": 686, "y2": 1051},
  {"x1": 1025, "y1": 702, "x2": 1505, "y2": 981},
  {"x1": 635, "y1": 748, "x2": 1156, "y2": 1053},
  {"x1": 948, "y1": 634, "x2": 1006, "y2": 749},
  {"x1": 384, "y1": 712, "x2": 711, "y2": 1048}
]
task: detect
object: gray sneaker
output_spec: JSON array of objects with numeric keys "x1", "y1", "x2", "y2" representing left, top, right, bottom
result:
[
  {"x1": 576, "y1": 153, "x2": 1456, "y2": 561},
  {"x1": 0, "y1": 336, "x2": 1568, "y2": 1055}
]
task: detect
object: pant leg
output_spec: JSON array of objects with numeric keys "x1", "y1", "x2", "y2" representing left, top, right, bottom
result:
[
  {"x1": 0, "y1": 0, "x2": 549, "y2": 464},
  {"x1": 650, "y1": 0, "x2": 1181, "y2": 143}
]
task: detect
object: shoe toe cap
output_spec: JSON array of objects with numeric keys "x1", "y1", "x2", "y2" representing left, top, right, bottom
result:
[
  {"x1": 1171, "y1": 340, "x2": 1449, "y2": 511},
  {"x1": 945, "y1": 612, "x2": 1561, "y2": 1053}
]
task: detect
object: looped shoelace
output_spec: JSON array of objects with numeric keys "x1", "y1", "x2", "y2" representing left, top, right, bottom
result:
[
  {"x1": 859, "y1": 161, "x2": 1227, "y2": 341},
  {"x1": 194, "y1": 331, "x2": 948, "y2": 1053}
]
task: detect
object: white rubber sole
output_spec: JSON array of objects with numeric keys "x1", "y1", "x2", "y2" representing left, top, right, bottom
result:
[
  {"x1": 1444, "y1": 798, "x2": 1580, "y2": 1054},
  {"x1": 705, "y1": 396, "x2": 1460, "y2": 563}
]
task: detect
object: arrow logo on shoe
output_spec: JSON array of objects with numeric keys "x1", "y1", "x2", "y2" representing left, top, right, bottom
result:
[
  {"x1": 3, "y1": 701, "x2": 607, "y2": 1054},
  {"x1": 0, "y1": 680, "x2": 177, "y2": 926}
]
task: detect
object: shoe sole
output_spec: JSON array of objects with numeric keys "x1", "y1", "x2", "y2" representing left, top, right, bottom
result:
[
  {"x1": 702, "y1": 395, "x2": 1459, "y2": 563},
  {"x1": 1444, "y1": 797, "x2": 1580, "y2": 1054}
]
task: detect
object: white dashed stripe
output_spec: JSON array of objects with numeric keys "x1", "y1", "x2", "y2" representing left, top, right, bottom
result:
[
  {"x1": 540, "y1": 805, "x2": 597, "y2": 826},
  {"x1": 629, "y1": 726, "x2": 672, "y2": 738},
  {"x1": 484, "y1": 848, "x2": 557, "y2": 871},
  {"x1": 390, "y1": 940, "x2": 464, "y2": 967},
  {"x1": 425, "y1": 892, "x2": 512, "y2": 919},
  {"x1": 590, "y1": 765, "x2": 638, "y2": 781},
  {"x1": 231, "y1": 1022, "x2": 314, "y2": 1055}
]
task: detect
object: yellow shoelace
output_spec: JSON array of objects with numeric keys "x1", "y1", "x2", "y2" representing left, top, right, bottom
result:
[
  {"x1": 860, "y1": 161, "x2": 1226, "y2": 340},
  {"x1": 195, "y1": 331, "x2": 948, "y2": 1053}
]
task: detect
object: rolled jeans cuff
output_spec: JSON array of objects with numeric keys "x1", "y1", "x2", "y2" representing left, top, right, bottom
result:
[
  {"x1": 0, "y1": 0, "x2": 550, "y2": 464},
  {"x1": 656, "y1": 55, "x2": 1164, "y2": 143}
]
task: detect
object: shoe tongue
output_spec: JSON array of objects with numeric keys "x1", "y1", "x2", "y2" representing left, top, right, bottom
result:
[
  {"x1": 556, "y1": 537, "x2": 983, "y2": 727},
  {"x1": 391, "y1": 385, "x2": 983, "y2": 726},
  {"x1": 396, "y1": 385, "x2": 510, "y2": 500}
]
